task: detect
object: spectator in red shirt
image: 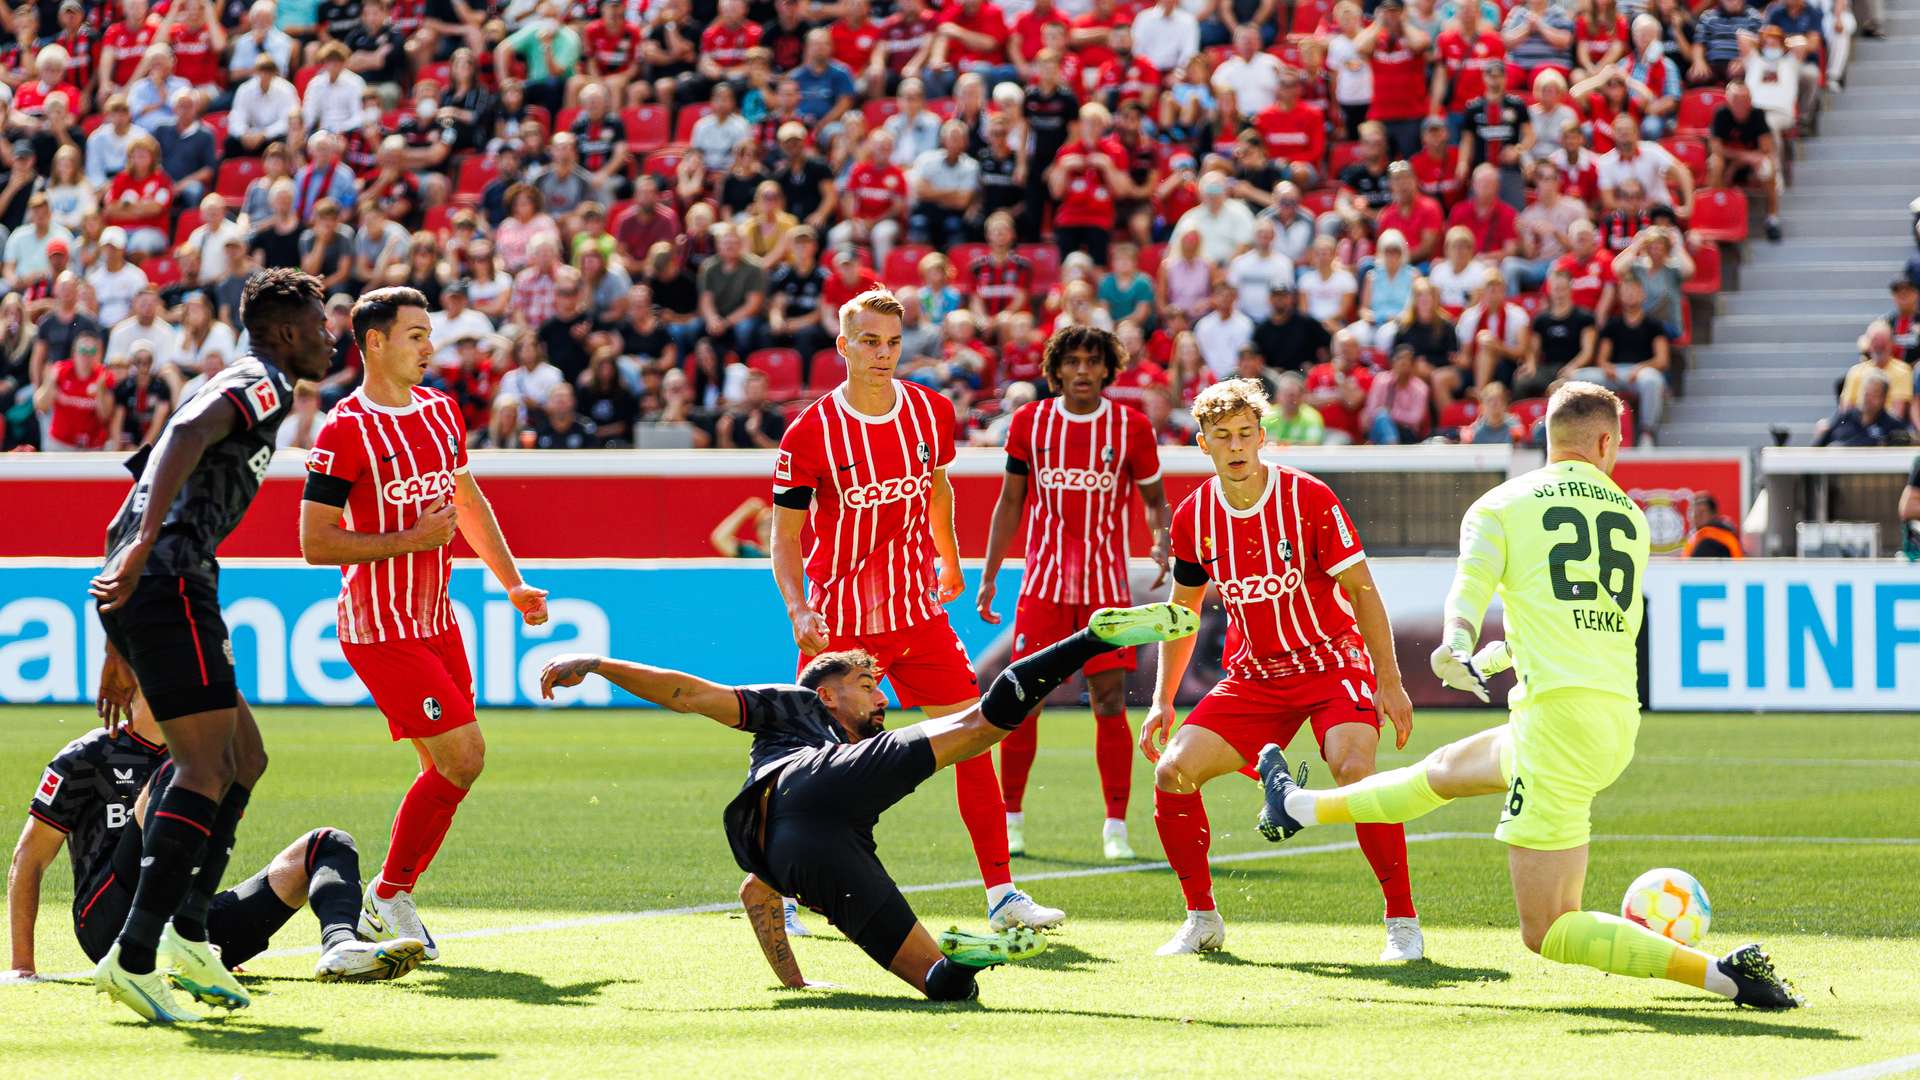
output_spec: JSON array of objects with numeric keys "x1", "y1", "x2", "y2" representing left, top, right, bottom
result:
[
  {"x1": 1410, "y1": 114, "x2": 1464, "y2": 206},
  {"x1": 1553, "y1": 219, "x2": 1618, "y2": 320},
  {"x1": 1048, "y1": 101, "x2": 1131, "y2": 267},
  {"x1": 165, "y1": 0, "x2": 226, "y2": 93},
  {"x1": 1010, "y1": 0, "x2": 1070, "y2": 81},
  {"x1": 580, "y1": 0, "x2": 647, "y2": 109},
  {"x1": 1356, "y1": 0, "x2": 1433, "y2": 156},
  {"x1": 927, "y1": 0, "x2": 1015, "y2": 95},
  {"x1": 1433, "y1": 0, "x2": 1505, "y2": 126},
  {"x1": 1305, "y1": 327, "x2": 1376, "y2": 443},
  {"x1": 828, "y1": 129, "x2": 907, "y2": 269},
  {"x1": 968, "y1": 209, "x2": 1033, "y2": 334},
  {"x1": 1375, "y1": 161, "x2": 1445, "y2": 263},
  {"x1": 33, "y1": 330, "x2": 112, "y2": 450},
  {"x1": 1573, "y1": 0, "x2": 1630, "y2": 79},
  {"x1": 832, "y1": 0, "x2": 888, "y2": 95},
  {"x1": 98, "y1": 0, "x2": 158, "y2": 108},
  {"x1": 1251, "y1": 69, "x2": 1325, "y2": 189},
  {"x1": 1446, "y1": 163, "x2": 1520, "y2": 260},
  {"x1": 1104, "y1": 318, "x2": 1170, "y2": 408},
  {"x1": 1092, "y1": 24, "x2": 1160, "y2": 114},
  {"x1": 616, "y1": 174, "x2": 680, "y2": 267},
  {"x1": 692, "y1": 0, "x2": 764, "y2": 103},
  {"x1": 103, "y1": 131, "x2": 172, "y2": 256}
]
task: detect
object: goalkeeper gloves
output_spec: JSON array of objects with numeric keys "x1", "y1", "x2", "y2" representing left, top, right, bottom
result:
[{"x1": 1430, "y1": 629, "x2": 1513, "y2": 703}]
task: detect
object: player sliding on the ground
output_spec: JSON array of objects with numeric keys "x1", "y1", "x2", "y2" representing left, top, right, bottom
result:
[
  {"x1": 87, "y1": 268, "x2": 336, "y2": 1022},
  {"x1": 1255, "y1": 383, "x2": 1803, "y2": 1009},
  {"x1": 978, "y1": 325, "x2": 1172, "y2": 861},
  {"x1": 1144, "y1": 378, "x2": 1424, "y2": 961},
  {"x1": 9, "y1": 699, "x2": 427, "y2": 986},
  {"x1": 538, "y1": 604, "x2": 1199, "y2": 1000},
  {"x1": 771, "y1": 287, "x2": 1063, "y2": 933},
  {"x1": 300, "y1": 286, "x2": 548, "y2": 965}
]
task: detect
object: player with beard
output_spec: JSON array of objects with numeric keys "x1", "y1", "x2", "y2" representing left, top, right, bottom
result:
[
  {"x1": 88, "y1": 268, "x2": 335, "y2": 1023},
  {"x1": 538, "y1": 603, "x2": 1199, "y2": 999}
]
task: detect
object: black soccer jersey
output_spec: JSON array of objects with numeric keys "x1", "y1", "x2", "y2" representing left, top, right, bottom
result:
[
  {"x1": 103, "y1": 356, "x2": 295, "y2": 581},
  {"x1": 27, "y1": 728, "x2": 166, "y2": 913},
  {"x1": 722, "y1": 684, "x2": 848, "y2": 878}
]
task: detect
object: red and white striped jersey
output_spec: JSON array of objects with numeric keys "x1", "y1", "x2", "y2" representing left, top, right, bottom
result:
[
  {"x1": 1005, "y1": 398, "x2": 1163, "y2": 606},
  {"x1": 773, "y1": 380, "x2": 955, "y2": 637},
  {"x1": 1171, "y1": 463, "x2": 1369, "y2": 680},
  {"x1": 305, "y1": 387, "x2": 469, "y2": 645}
]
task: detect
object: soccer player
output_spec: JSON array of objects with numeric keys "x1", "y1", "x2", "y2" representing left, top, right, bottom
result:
[
  {"x1": 9, "y1": 696, "x2": 428, "y2": 985},
  {"x1": 87, "y1": 268, "x2": 335, "y2": 1023},
  {"x1": 771, "y1": 288, "x2": 1063, "y2": 932},
  {"x1": 538, "y1": 604, "x2": 1200, "y2": 999},
  {"x1": 977, "y1": 325, "x2": 1173, "y2": 861},
  {"x1": 1256, "y1": 383, "x2": 1803, "y2": 1009},
  {"x1": 1143, "y1": 378, "x2": 1423, "y2": 961},
  {"x1": 299, "y1": 287, "x2": 549, "y2": 961}
]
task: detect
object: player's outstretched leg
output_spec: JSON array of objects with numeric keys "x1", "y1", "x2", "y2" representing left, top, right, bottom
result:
[
  {"x1": 1537, "y1": 911, "x2": 1803, "y2": 1010},
  {"x1": 306, "y1": 830, "x2": 428, "y2": 982},
  {"x1": 1256, "y1": 741, "x2": 1462, "y2": 842}
]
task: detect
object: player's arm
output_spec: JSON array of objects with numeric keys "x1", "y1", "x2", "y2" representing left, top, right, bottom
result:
[
  {"x1": 740, "y1": 873, "x2": 806, "y2": 988},
  {"x1": 770, "y1": 503, "x2": 829, "y2": 654},
  {"x1": 6, "y1": 817, "x2": 66, "y2": 979},
  {"x1": 1140, "y1": 479, "x2": 1173, "y2": 588},
  {"x1": 929, "y1": 468, "x2": 964, "y2": 604},
  {"x1": 976, "y1": 465, "x2": 1028, "y2": 624},
  {"x1": 1141, "y1": 577, "x2": 1208, "y2": 762},
  {"x1": 538, "y1": 654, "x2": 744, "y2": 727},
  {"x1": 1434, "y1": 496, "x2": 1510, "y2": 700},
  {"x1": 299, "y1": 498, "x2": 453, "y2": 565},
  {"x1": 89, "y1": 393, "x2": 247, "y2": 611},
  {"x1": 1333, "y1": 559, "x2": 1413, "y2": 749},
  {"x1": 450, "y1": 470, "x2": 548, "y2": 626}
]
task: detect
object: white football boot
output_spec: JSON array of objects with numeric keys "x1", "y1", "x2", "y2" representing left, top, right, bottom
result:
[
  {"x1": 1381, "y1": 917, "x2": 1425, "y2": 962},
  {"x1": 359, "y1": 880, "x2": 440, "y2": 961},
  {"x1": 316, "y1": 937, "x2": 430, "y2": 982},
  {"x1": 986, "y1": 888, "x2": 1066, "y2": 931},
  {"x1": 1155, "y1": 910, "x2": 1227, "y2": 955}
]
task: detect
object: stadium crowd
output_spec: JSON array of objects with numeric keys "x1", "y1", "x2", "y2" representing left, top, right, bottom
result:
[
  {"x1": 1806, "y1": 213, "x2": 1920, "y2": 448},
  {"x1": 0, "y1": 0, "x2": 1857, "y2": 452}
]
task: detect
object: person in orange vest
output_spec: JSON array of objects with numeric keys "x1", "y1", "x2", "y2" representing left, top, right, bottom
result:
[{"x1": 1683, "y1": 493, "x2": 1743, "y2": 558}]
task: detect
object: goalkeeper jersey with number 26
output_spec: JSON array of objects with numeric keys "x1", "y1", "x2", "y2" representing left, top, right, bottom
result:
[{"x1": 1444, "y1": 459, "x2": 1649, "y2": 704}]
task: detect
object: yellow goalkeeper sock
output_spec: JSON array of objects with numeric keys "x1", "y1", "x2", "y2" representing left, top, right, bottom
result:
[
  {"x1": 1539, "y1": 910, "x2": 1718, "y2": 988},
  {"x1": 1310, "y1": 763, "x2": 1451, "y2": 825}
]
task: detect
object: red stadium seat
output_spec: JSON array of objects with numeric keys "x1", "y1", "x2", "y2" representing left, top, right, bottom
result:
[
  {"x1": 1683, "y1": 239, "x2": 1722, "y2": 295},
  {"x1": 642, "y1": 149, "x2": 683, "y2": 179},
  {"x1": 1439, "y1": 400, "x2": 1480, "y2": 430},
  {"x1": 525, "y1": 104, "x2": 551, "y2": 132},
  {"x1": 1688, "y1": 187, "x2": 1749, "y2": 243},
  {"x1": 420, "y1": 61, "x2": 452, "y2": 87},
  {"x1": 82, "y1": 113, "x2": 103, "y2": 135},
  {"x1": 555, "y1": 106, "x2": 582, "y2": 133},
  {"x1": 1675, "y1": 88, "x2": 1725, "y2": 137},
  {"x1": 423, "y1": 204, "x2": 456, "y2": 236},
  {"x1": 1673, "y1": 300, "x2": 1693, "y2": 347},
  {"x1": 1328, "y1": 141, "x2": 1361, "y2": 175},
  {"x1": 884, "y1": 244, "x2": 932, "y2": 287},
  {"x1": 455, "y1": 154, "x2": 499, "y2": 195},
  {"x1": 748, "y1": 348, "x2": 804, "y2": 398},
  {"x1": 673, "y1": 103, "x2": 711, "y2": 144},
  {"x1": 623, "y1": 106, "x2": 670, "y2": 153},
  {"x1": 293, "y1": 64, "x2": 321, "y2": 97},
  {"x1": 927, "y1": 97, "x2": 956, "y2": 120},
  {"x1": 1018, "y1": 244, "x2": 1061, "y2": 293},
  {"x1": 1512, "y1": 396, "x2": 1549, "y2": 439},
  {"x1": 808, "y1": 349, "x2": 846, "y2": 390},
  {"x1": 143, "y1": 256, "x2": 181, "y2": 288},
  {"x1": 1136, "y1": 242, "x2": 1165, "y2": 277},
  {"x1": 1303, "y1": 188, "x2": 1340, "y2": 215},
  {"x1": 948, "y1": 243, "x2": 989, "y2": 288},
  {"x1": 202, "y1": 111, "x2": 227, "y2": 145},
  {"x1": 863, "y1": 98, "x2": 901, "y2": 127},
  {"x1": 1268, "y1": 41, "x2": 1303, "y2": 67},
  {"x1": 1516, "y1": 291, "x2": 1546, "y2": 316},
  {"x1": 215, "y1": 156, "x2": 265, "y2": 199},
  {"x1": 606, "y1": 199, "x2": 637, "y2": 232},
  {"x1": 1618, "y1": 399, "x2": 1635, "y2": 444},
  {"x1": 172, "y1": 208, "x2": 203, "y2": 246},
  {"x1": 1661, "y1": 136, "x2": 1709, "y2": 185},
  {"x1": 1291, "y1": 0, "x2": 1331, "y2": 35}
]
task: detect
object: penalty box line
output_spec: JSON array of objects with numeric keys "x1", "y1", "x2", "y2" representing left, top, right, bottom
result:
[{"x1": 13, "y1": 830, "x2": 1918, "y2": 985}]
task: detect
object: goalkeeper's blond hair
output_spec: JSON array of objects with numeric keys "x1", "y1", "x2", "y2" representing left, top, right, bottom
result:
[{"x1": 1191, "y1": 378, "x2": 1273, "y2": 430}]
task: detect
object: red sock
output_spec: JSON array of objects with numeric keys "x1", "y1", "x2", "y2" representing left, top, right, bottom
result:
[
  {"x1": 997, "y1": 717, "x2": 1038, "y2": 814},
  {"x1": 1093, "y1": 712, "x2": 1131, "y2": 819},
  {"x1": 377, "y1": 769, "x2": 469, "y2": 898},
  {"x1": 1153, "y1": 788, "x2": 1214, "y2": 911},
  {"x1": 953, "y1": 753, "x2": 1012, "y2": 889},
  {"x1": 1354, "y1": 822, "x2": 1416, "y2": 919}
]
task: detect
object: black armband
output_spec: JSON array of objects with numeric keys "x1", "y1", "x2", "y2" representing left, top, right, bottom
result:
[
  {"x1": 771, "y1": 486, "x2": 814, "y2": 510},
  {"x1": 303, "y1": 471, "x2": 354, "y2": 508},
  {"x1": 1005, "y1": 456, "x2": 1030, "y2": 476},
  {"x1": 1173, "y1": 558, "x2": 1210, "y2": 587}
]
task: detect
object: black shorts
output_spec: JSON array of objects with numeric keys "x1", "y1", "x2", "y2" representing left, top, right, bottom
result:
[
  {"x1": 73, "y1": 864, "x2": 299, "y2": 967},
  {"x1": 760, "y1": 728, "x2": 937, "y2": 968},
  {"x1": 98, "y1": 574, "x2": 237, "y2": 722}
]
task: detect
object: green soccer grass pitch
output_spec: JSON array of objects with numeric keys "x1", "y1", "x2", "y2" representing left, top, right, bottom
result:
[{"x1": 3, "y1": 705, "x2": 1917, "y2": 1079}]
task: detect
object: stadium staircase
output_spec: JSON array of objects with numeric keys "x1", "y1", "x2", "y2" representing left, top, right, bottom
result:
[{"x1": 1660, "y1": 4, "x2": 1920, "y2": 449}]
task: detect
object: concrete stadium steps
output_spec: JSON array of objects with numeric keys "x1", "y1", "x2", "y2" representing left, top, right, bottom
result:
[{"x1": 1659, "y1": 7, "x2": 1920, "y2": 450}]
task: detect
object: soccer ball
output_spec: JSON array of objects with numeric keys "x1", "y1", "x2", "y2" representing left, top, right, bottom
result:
[{"x1": 1621, "y1": 867, "x2": 1712, "y2": 947}]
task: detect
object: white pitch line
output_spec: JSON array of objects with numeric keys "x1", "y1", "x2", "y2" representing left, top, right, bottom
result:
[
  {"x1": 1802, "y1": 1054, "x2": 1920, "y2": 1080},
  {"x1": 1638, "y1": 756, "x2": 1920, "y2": 769},
  {"x1": 13, "y1": 830, "x2": 1915, "y2": 985}
]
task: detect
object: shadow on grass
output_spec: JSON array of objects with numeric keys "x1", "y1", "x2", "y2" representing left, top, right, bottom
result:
[
  {"x1": 175, "y1": 1020, "x2": 495, "y2": 1062},
  {"x1": 402, "y1": 964, "x2": 625, "y2": 1006},
  {"x1": 1018, "y1": 941, "x2": 1113, "y2": 973},
  {"x1": 1232, "y1": 957, "x2": 1514, "y2": 990},
  {"x1": 759, "y1": 990, "x2": 1296, "y2": 1027},
  {"x1": 1363, "y1": 998, "x2": 1855, "y2": 1040}
]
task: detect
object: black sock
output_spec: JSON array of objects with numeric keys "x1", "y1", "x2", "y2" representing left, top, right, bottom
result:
[
  {"x1": 306, "y1": 829, "x2": 364, "y2": 951},
  {"x1": 923, "y1": 958, "x2": 980, "y2": 1002},
  {"x1": 981, "y1": 628, "x2": 1117, "y2": 730},
  {"x1": 116, "y1": 786, "x2": 220, "y2": 974},
  {"x1": 173, "y1": 782, "x2": 250, "y2": 943}
]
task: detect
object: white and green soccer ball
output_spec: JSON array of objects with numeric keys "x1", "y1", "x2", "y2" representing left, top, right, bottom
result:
[{"x1": 1622, "y1": 867, "x2": 1712, "y2": 947}]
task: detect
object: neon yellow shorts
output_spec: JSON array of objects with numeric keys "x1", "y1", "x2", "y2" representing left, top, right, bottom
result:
[{"x1": 1495, "y1": 690, "x2": 1641, "y2": 851}]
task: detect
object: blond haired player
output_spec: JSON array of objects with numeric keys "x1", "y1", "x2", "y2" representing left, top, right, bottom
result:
[
  {"x1": 770, "y1": 288, "x2": 1064, "y2": 932},
  {"x1": 1257, "y1": 383, "x2": 1802, "y2": 1009},
  {"x1": 1145, "y1": 378, "x2": 1422, "y2": 960}
]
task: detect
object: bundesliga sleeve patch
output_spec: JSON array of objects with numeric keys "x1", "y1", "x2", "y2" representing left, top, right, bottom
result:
[
  {"x1": 775, "y1": 451, "x2": 792, "y2": 483},
  {"x1": 34, "y1": 768, "x2": 62, "y2": 805},
  {"x1": 246, "y1": 378, "x2": 281, "y2": 419},
  {"x1": 307, "y1": 447, "x2": 336, "y2": 474}
]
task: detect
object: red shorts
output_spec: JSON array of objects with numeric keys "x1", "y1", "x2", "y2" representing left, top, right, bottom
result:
[
  {"x1": 800, "y1": 612, "x2": 978, "y2": 709},
  {"x1": 1181, "y1": 663, "x2": 1379, "y2": 766},
  {"x1": 341, "y1": 630, "x2": 478, "y2": 741},
  {"x1": 1011, "y1": 595, "x2": 1136, "y2": 676}
]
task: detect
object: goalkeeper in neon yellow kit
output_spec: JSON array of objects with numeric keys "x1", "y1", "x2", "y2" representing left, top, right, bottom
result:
[{"x1": 1253, "y1": 383, "x2": 1802, "y2": 1009}]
